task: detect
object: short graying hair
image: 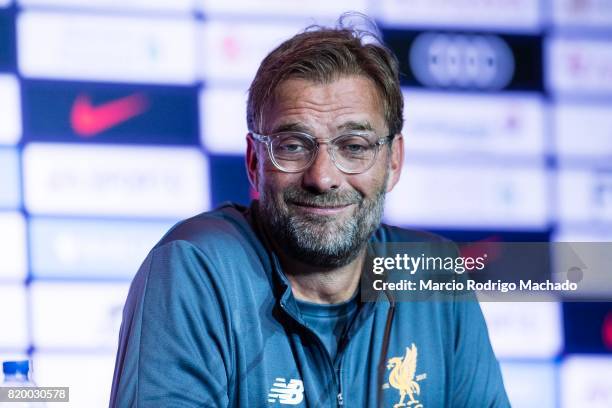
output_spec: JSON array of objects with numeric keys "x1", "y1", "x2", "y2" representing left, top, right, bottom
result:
[{"x1": 246, "y1": 13, "x2": 403, "y2": 137}]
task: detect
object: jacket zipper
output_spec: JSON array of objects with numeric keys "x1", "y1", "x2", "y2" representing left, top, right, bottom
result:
[
  {"x1": 311, "y1": 328, "x2": 344, "y2": 407},
  {"x1": 336, "y1": 371, "x2": 344, "y2": 406},
  {"x1": 335, "y1": 339, "x2": 348, "y2": 407},
  {"x1": 280, "y1": 303, "x2": 344, "y2": 407}
]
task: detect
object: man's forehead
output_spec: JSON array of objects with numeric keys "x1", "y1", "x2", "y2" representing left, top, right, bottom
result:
[
  {"x1": 272, "y1": 76, "x2": 380, "y2": 102},
  {"x1": 263, "y1": 76, "x2": 386, "y2": 133}
]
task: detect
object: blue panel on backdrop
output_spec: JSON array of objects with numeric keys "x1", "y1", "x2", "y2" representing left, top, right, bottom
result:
[
  {"x1": 0, "y1": 9, "x2": 15, "y2": 72},
  {"x1": 209, "y1": 154, "x2": 251, "y2": 208},
  {"x1": 22, "y1": 80, "x2": 200, "y2": 145},
  {"x1": 563, "y1": 302, "x2": 612, "y2": 354},
  {"x1": 382, "y1": 29, "x2": 543, "y2": 92}
]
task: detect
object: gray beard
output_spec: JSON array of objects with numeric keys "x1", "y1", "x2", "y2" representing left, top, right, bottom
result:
[{"x1": 259, "y1": 182, "x2": 387, "y2": 268}]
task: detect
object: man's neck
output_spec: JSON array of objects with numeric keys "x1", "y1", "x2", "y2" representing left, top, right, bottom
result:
[{"x1": 275, "y1": 247, "x2": 365, "y2": 304}]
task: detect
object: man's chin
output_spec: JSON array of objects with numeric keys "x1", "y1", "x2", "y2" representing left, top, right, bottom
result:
[
  {"x1": 289, "y1": 215, "x2": 349, "y2": 236},
  {"x1": 284, "y1": 239, "x2": 360, "y2": 268},
  {"x1": 285, "y1": 221, "x2": 362, "y2": 264}
]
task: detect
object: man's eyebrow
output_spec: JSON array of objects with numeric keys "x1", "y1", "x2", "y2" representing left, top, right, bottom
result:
[
  {"x1": 337, "y1": 121, "x2": 374, "y2": 132},
  {"x1": 271, "y1": 121, "x2": 374, "y2": 134},
  {"x1": 272, "y1": 123, "x2": 311, "y2": 133}
]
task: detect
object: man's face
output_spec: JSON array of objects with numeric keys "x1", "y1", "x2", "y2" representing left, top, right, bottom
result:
[{"x1": 247, "y1": 75, "x2": 403, "y2": 268}]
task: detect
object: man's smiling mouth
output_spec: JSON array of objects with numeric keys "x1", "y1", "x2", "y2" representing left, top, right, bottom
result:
[{"x1": 289, "y1": 201, "x2": 354, "y2": 215}]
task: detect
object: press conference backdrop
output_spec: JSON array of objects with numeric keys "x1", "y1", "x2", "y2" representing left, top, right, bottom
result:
[{"x1": 0, "y1": 0, "x2": 611, "y2": 406}]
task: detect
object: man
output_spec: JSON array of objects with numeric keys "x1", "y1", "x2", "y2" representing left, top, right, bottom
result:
[{"x1": 110, "y1": 17, "x2": 510, "y2": 407}]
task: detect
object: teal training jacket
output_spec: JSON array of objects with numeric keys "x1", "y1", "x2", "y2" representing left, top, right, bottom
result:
[{"x1": 110, "y1": 202, "x2": 510, "y2": 407}]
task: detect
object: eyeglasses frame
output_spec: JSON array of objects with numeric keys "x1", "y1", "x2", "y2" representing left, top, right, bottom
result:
[{"x1": 250, "y1": 130, "x2": 395, "y2": 174}]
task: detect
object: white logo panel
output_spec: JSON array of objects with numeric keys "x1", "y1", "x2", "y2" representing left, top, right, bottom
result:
[
  {"x1": 547, "y1": 37, "x2": 612, "y2": 96},
  {"x1": 552, "y1": 0, "x2": 612, "y2": 29},
  {"x1": 197, "y1": 0, "x2": 366, "y2": 18},
  {"x1": 553, "y1": 228, "x2": 612, "y2": 243},
  {"x1": 33, "y1": 352, "x2": 116, "y2": 408},
  {"x1": 385, "y1": 163, "x2": 549, "y2": 229},
  {"x1": 555, "y1": 102, "x2": 612, "y2": 161},
  {"x1": 557, "y1": 168, "x2": 612, "y2": 225},
  {"x1": 200, "y1": 86, "x2": 248, "y2": 155},
  {"x1": 480, "y1": 302, "x2": 563, "y2": 359},
  {"x1": 31, "y1": 282, "x2": 129, "y2": 350},
  {"x1": 561, "y1": 356, "x2": 612, "y2": 408},
  {"x1": 29, "y1": 217, "x2": 173, "y2": 279},
  {"x1": 200, "y1": 21, "x2": 307, "y2": 83},
  {"x1": 18, "y1": 11, "x2": 198, "y2": 84},
  {"x1": 375, "y1": 0, "x2": 540, "y2": 32},
  {"x1": 18, "y1": 0, "x2": 195, "y2": 12},
  {"x1": 0, "y1": 212, "x2": 27, "y2": 281},
  {"x1": 0, "y1": 148, "x2": 21, "y2": 208},
  {"x1": 499, "y1": 362, "x2": 556, "y2": 408},
  {"x1": 0, "y1": 284, "x2": 28, "y2": 349},
  {"x1": 23, "y1": 143, "x2": 208, "y2": 218},
  {"x1": 0, "y1": 75, "x2": 21, "y2": 145},
  {"x1": 403, "y1": 89, "x2": 544, "y2": 157}
]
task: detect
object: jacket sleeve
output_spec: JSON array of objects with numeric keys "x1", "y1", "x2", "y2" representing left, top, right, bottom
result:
[
  {"x1": 451, "y1": 293, "x2": 511, "y2": 407},
  {"x1": 109, "y1": 240, "x2": 233, "y2": 407}
]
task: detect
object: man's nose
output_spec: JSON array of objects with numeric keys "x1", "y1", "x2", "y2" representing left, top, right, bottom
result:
[{"x1": 301, "y1": 144, "x2": 342, "y2": 193}]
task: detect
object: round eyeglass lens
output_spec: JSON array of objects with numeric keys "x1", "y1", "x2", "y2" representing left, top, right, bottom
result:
[
  {"x1": 333, "y1": 134, "x2": 377, "y2": 172},
  {"x1": 271, "y1": 133, "x2": 316, "y2": 171}
]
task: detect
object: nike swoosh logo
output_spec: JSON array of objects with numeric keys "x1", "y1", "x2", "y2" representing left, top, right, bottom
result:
[{"x1": 70, "y1": 92, "x2": 150, "y2": 137}]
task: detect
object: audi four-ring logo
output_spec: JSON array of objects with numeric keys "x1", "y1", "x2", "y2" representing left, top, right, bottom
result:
[{"x1": 409, "y1": 33, "x2": 515, "y2": 90}]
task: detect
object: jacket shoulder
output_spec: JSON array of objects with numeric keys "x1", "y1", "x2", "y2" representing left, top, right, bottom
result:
[{"x1": 155, "y1": 203, "x2": 259, "y2": 253}]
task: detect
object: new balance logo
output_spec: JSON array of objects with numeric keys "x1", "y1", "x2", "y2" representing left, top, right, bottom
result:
[{"x1": 267, "y1": 378, "x2": 304, "y2": 405}]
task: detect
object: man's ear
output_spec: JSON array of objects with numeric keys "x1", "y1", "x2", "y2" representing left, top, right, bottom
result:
[
  {"x1": 246, "y1": 133, "x2": 260, "y2": 191},
  {"x1": 386, "y1": 134, "x2": 404, "y2": 193}
]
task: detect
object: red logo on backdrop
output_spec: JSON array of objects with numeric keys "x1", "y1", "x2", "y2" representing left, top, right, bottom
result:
[
  {"x1": 222, "y1": 35, "x2": 241, "y2": 60},
  {"x1": 459, "y1": 236, "x2": 503, "y2": 271},
  {"x1": 70, "y1": 93, "x2": 150, "y2": 137}
]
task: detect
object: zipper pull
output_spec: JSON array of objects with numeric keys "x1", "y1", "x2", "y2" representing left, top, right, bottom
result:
[{"x1": 337, "y1": 392, "x2": 344, "y2": 406}]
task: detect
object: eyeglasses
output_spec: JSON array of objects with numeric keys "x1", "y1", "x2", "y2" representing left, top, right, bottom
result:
[{"x1": 250, "y1": 131, "x2": 394, "y2": 174}]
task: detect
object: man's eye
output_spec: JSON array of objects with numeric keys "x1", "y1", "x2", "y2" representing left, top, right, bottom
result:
[
  {"x1": 274, "y1": 135, "x2": 313, "y2": 156},
  {"x1": 278, "y1": 143, "x2": 306, "y2": 153},
  {"x1": 337, "y1": 139, "x2": 371, "y2": 156},
  {"x1": 343, "y1": 144, "x2": 367, "y2": 153}
]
